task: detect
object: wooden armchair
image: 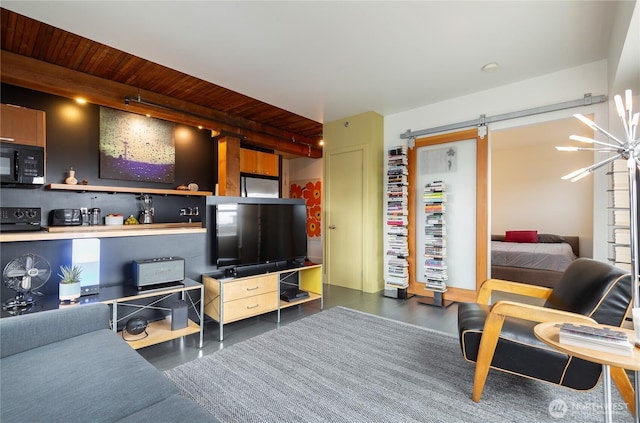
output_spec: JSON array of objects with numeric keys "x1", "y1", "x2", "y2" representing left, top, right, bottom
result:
[{"x1": 457, "y1": 258, "x2": 635, "y2": 415}]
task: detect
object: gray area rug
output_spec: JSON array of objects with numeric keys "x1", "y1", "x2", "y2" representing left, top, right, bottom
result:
[{"x1": 164, "y1": 306, "x2": 633, "y2": 422}]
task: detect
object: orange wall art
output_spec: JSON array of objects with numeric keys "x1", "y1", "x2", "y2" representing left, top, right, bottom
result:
[{"x1": 290, "y1": 180, "x2": 321, "y2": 237}]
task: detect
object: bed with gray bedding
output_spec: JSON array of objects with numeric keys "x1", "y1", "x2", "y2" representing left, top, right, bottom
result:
[{"x1": 490, "y1": 234, "x2": 579, "y2": 288}]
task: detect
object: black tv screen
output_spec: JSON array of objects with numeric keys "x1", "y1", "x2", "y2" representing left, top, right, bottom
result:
[{"x1": 215, "y1": 202, "x2": 307, "y2": 268}]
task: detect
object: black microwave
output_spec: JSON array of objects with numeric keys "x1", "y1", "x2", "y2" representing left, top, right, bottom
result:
[{"x1": 0, "y1": 142, "x2": 45, "y2": 187}]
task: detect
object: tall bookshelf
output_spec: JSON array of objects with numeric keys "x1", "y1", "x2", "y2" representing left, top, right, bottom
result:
[
  {"x1": 420, "y1": 181, "x2": 450, "y2": 307},
  {"x1": 384, "y1": 146, "x2": 409, "y2": 297},
  {"x1": 609, "y1": 159, "x2": 631, "y2": 271}
]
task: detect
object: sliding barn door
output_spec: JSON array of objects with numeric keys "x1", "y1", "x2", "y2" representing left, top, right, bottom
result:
[{"x1": 408, "y1": 129, "x2": 488, "y2": 302}]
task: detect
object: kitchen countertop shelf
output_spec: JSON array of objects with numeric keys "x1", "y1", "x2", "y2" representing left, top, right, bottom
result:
[
  {"x1": 0, "y1": 222, "x2": 205, "y2": 242},
  {"x1": 47, "y1": 183, "x2": 213, "y2": 197}
]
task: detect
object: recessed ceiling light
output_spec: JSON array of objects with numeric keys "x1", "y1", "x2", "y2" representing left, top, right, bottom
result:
[
  {"x1": 75, "y1": 97, "x2": 87, "y2": 104},
  {"x1": 481, "y1": 62, "x2": 499, "y2": 72}
]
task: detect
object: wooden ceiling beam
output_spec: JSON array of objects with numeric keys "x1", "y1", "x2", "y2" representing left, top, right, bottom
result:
[{"x1": 0, "y1": 51, "x2": 322, "y2": 158}]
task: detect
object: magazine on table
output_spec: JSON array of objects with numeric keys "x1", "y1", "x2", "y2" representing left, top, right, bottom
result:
[{"x1": 557, "y1": 323, "x2": 634, "y2": 357}]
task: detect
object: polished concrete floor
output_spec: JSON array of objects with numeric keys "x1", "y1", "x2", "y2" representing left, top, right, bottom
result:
[{"x1": 138, "y1": 284, "x2": 460, "y2": 371}]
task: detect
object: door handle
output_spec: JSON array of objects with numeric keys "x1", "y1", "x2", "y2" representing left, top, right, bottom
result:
[{"x1": 328, "y1": 225, "x2": 336, "y2": 230}]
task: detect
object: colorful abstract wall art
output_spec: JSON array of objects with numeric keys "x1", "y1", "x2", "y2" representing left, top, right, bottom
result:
[
  {"x1": 99, "y1": 107, "x2": 176, "y2": 183},
  {"x1": 290, "y1": 180, "x2": 321, "y2": 237}
]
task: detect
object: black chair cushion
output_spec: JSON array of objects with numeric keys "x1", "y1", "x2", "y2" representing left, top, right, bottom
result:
[
  {"x1": 458, "y1": 302, "x2": 602, "y2": 390},
  {"x1": 544, "y1": 258, "x2": 631, "y2": 326}
]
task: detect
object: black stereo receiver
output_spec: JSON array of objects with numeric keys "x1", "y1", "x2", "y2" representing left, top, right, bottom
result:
[
  {"x1": 0, "y1": 207, "x2": 41, "y2": 232},
  {"x1": 132, "y1": 257, "x2": 185, "y2": 288}
]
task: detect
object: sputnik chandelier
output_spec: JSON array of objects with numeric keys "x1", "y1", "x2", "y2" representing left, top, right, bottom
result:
[
  {"x1": 557, "y1": 89, "x2": 639, "y2": 305},
  {"x1": 558, "y1": 89, "x2": 639, "y2": 422},
  {"x1": 558, "y1": 89, "x2": 639, "y2": 182}
]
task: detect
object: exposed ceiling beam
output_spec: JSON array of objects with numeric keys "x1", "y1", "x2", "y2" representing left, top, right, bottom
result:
[{"x1": 0, "y1": 51, "x2": 323, "y2": 158}]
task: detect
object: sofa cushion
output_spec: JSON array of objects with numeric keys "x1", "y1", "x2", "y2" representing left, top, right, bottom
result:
[
  {"x1": 117, "y1": 394, "x2": 219, "y2": 422},
  {"x1": 1, "y1": 329, "x2": 180, "y2": 422},
  {"x1": 0, "y1": 303, "x2": 110, "y2": 358}
]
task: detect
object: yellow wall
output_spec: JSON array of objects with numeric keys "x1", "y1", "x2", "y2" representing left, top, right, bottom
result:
[{"x1": 323, "y1": 111, "x2": 384, "y2": 293}]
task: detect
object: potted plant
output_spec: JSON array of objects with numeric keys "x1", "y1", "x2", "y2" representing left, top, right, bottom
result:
[{"x1": 58, "y1": 264, "x2": 82, "y2": 303}]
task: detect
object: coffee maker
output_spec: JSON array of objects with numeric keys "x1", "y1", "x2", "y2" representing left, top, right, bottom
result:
[{"x1": 138, "y1": 194, "x2": 154, "y2": 224}]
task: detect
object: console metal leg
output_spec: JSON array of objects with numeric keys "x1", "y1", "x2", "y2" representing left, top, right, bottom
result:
[
  {"x1": 634, "y1": 370, "x2": 639, "y2": 423},
  {"x1": 603, "y1": 364, "x2": 613, "y2": 423},
  {"x1": 218, "y1": 289, "x2": 224, "y2": 341},
  {"x1": 111, "y1": 300, "x2": 117, "y2": 332},
  {"x1": 198, "y1": 286, "x2": 204, "y2": 348},
  {"x1": 219, "y1": 314, "x2": 224, "y2": 342}
]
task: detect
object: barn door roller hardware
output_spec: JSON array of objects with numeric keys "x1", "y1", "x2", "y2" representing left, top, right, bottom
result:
[{"x1": 401, "y1": 93, "x2": 606, "y2": 141}]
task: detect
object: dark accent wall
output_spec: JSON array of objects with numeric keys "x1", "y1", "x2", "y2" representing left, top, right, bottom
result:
[
  {"x1": 1, "y1": 83, "x2": 216, "y2": 193},
  {"x1": 1, "y1": 84, "x2": 219, "y2": 301}
]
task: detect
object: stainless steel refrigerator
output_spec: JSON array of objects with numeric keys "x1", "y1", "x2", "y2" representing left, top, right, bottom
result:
[{"x1": 241, "y1": 175, "x2": 280, "y2": 198}]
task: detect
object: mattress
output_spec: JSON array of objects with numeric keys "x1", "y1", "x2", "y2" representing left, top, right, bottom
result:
[{"x1": 491, "y1": 241, "x2": 576, "y2": 272}]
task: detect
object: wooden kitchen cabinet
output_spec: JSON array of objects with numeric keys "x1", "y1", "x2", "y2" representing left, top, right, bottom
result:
[
  {"x1": 240, "y1": 148, "x2": 279, "y2": 177},
  {"x1": 1, "y1": 104, "x2": 46, "y2": 147}
]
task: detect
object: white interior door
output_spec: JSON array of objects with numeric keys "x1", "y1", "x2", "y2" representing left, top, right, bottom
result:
[{"x1": 326, "y1": 148, "x2": 364, "y2": 290}]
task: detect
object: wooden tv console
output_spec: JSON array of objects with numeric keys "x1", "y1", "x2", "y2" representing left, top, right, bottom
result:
[{"x1": 202, "y1": 264, "x2": 322, "y2": 341}]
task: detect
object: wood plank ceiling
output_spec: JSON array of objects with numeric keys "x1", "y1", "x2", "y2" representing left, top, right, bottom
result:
[{"x1": 0, "y1": 8, "x2": 323, "y2": 158}]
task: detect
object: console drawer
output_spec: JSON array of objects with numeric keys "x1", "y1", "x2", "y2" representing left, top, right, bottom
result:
[
  {"x1": 223, "y1": 291, "x2": 278, "y2": 322},
  {"x1": 223, "y1": 275, "x2": 278, "y2": 302}
]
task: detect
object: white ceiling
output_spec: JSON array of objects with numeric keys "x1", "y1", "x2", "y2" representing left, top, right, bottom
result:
[{"x1": 2, "y1": 1, "x2": 634, "y2": 124}]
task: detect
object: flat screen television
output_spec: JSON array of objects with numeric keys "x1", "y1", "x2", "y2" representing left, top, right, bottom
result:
[{"x1": 214, "y1": 202, "x2": 307, "y2": 269}]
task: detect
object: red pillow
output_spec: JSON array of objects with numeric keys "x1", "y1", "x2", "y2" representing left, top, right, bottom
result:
[{"x1": 505, "y1": 230, "x2": 538, "y2": 243}]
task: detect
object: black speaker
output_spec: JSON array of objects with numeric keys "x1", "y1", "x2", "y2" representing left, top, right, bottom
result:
[
  {"x1": 125, "y1": 317, "x2": 148, "y2": 335},
  {"x1": 122, "y1": 317, "x2": 148, "y2": 342},
  {"x1": 132, "y1": 257, "x2": 185, "y2": 288},
  {"x1": 169, "y1": 299, "x2": 188, "y2": 331}
]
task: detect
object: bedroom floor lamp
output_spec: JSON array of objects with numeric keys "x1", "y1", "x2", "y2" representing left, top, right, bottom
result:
[{"x1": 557, "y1": 89, "x2": 639, "y2": 420}]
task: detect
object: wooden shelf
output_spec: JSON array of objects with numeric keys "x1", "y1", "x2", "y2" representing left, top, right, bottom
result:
[
  {"x1": 100, "y1": 279, "x2": 203, "y2": 303},
  {"x1": 45, "y1": 222, "x2": 203, "y2": 232},
  {"x1": 47, "y1": 183, "x2": 213, "y2": 196},
  {"x1": 118, "y1": 318, "x2": 200, "y2": 350},
  {"x1": 279, "y1": 292, "x2": 321, "y2": 309},
  {"x1": 110, "y1": 278, "x2": 204, "y2": 349},
  {"x1": 0, "y1": 223, "x2": 205, "y2": 242}
]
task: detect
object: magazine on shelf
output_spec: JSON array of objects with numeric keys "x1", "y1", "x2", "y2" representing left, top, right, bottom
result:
[{"x1": 385, "y1": 145, "x2": 410, "y2": 292}]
